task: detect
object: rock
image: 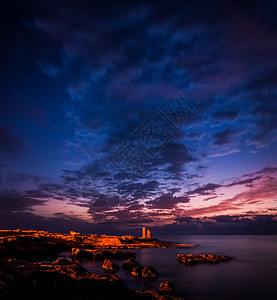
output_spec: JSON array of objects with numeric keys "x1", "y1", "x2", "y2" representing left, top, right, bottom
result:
[
  {"x1": 0, "y1": 229, "x2": 179, "y2": 258},
  {"x1": 0, "y1": 236, "x2": 68, "y2": 261},
  {"x1": 51, "y1": 258, "x2": 73, "y2": 265},
  {"x1": 177, "y1": 254, "x2": 232, "y2": 264},
  {"x1": 71, "y1": 248, "x2": 136, "y2": 260},
  {"x1": 0, "y1": 256, "x2": 180, "y2": 299},
  {"x1": 125, "y1": 260, "x2": 159, "y2": 280},
  {"x1": 131, "y1": 266, "x2": 142, "y2": 277},
  {"x1": 0, "y1": 256, "x2": 128, "y2": 300},
  {"x1": 102, "y1": 259, "x2": 120, "y2": 272},
  {"x1": 105, "y1": 250, "x2": 136, "y2": 259},
  {"x1": 71, "y1": 248, "x2": 94, "y2": 259},
  {"x1": 141, "y1": 266, "x2": 159, "y2": 279},
  {"x1": 93, "y1": 249, "x2": 104, "y2": 259},
  {"x1": 158, "y1": 281, "x2": 177, "y2": 296},
  {"x1": 123, "y1": 258, "x2": 140, "y2": 270},
  {"x1": 130, "y1": 288, "x2": 183, "y2": 299}
]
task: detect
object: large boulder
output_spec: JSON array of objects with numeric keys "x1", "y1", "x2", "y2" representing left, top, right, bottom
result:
[
  {"x1": 158, "y1": 281, "x2": 177, "y2": 296},
  {"x1": 123, "y1": 258, "x2": 140, "y2": 270},
  {"x1": 102, "y1": 259, "x2": 120, "y2": 272},
  {"x1": 141, "y1": 266, "x2": 159, "y2": 279}
]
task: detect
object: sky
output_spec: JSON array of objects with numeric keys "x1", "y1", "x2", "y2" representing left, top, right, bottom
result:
[{"x1": 0, "y1": 0, "x2": 277, "y2": 235}]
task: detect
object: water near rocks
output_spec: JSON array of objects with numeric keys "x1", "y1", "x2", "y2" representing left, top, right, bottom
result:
[{"x1": 65, "y1": 235, "x2": 277, "y2": 300}]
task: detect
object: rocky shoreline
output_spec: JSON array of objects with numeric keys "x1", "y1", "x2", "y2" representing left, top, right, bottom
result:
[
  {"x1": 0, "y1": 230, "x2": 234, "y2": 299},
  {"x1": 0, "y1": 230, "x2": 185, "y2": 299},
  {"x1": 0, "y1": 256, "x2": 182, "y2": 299},
  {"x1": 0, "y1": 229, "x2": 183, "y2": 261},
  {"x1": 177, "y1": 254, "x2": 232, "y2": 264},
  {"x1": 71, "y1": 248, "x2": 136, "y2": 260}
]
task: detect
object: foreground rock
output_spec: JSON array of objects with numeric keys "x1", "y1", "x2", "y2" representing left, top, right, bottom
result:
[
  {"x1": 123, "y1": 258, "x2": 140, "y2": 270},
  {"x1": 52, "y1": 258, "x2": 75, "y2": 266},
  {"x1": 141, "y1": 266, "x2": 159, "y2": 279},
  {"x1": 123, "y1": 258, "x2": 159, "y2": 280},
  {"x1": 177, "y1": 254, "x2": 232, "y2": 264},
  {"x1": 71, "y1": 248, "x2": 136, "y2": 260},
  {"x1": 0, "y1": 234, "x2": 70, "y2": 261},
  {"x1": 0, "y1": 257, "x2": 123, "y2": 300},
  {"x1": 131, "y1": 265, "x2": 142, "y2": 277},
  {"x1": 102, "y1": 259, "x2": 120, "y2": 272},
  {"x1": 158, "y1": 281, "x2": 177, "y2": 296},
  {"x1": 0, "y1": 257, "x2": 183, "y2": 299},
  {"x1": 131, "y1": 289, "x2": 183, "y2": 300},
  {"x1": 0, "y1": 230, "x2": 186, "y2": 299}
]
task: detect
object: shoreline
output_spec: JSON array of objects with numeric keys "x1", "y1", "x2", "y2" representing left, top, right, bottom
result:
[
  {"x1": 0, "y1": 229, "x2": 195, "y2": 251},
  {"x1": 0, "y1": 229, "x2": 187, "y2": 299}
]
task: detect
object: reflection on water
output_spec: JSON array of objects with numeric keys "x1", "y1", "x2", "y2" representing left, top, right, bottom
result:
[{"x1": 57, "y1": 236, "x2": 277, "y2": 300}]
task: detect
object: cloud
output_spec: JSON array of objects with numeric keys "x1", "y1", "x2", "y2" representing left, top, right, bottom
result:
[
  {"x1": 167, "y1": 214, "x2": 277, "y2": 235},
  {"x1": 214, "y1": 110, "x2": 239, "y2": 121},
  {"x1": 189, "y1": 183, "x2": 222, "y2": 196},
  {"x1": 213, "y1": 129, "x2": 238, "y2": 146},
  {"x1": 247, "y1": 67, "x2": 277, "y2": 90},
  {"x1": 0, "y1": 172, "x2": 45, "y2": 189},
  {"x1": 183, "y1": 175, "x2": 277, "y2": 217},
  {"x1": 226, "y1": 175, "x2": 262, "y2": 187},
  {"x1": 0, "y1": 210, "x2": 135, "y2": 235},
  {"x1": 0, "y1": 127, "x2": 25, "y2": 154},
  {"x1": 1, "y1": 0, "x2": 277, "y2": 232},
  {"x1": 0, "y1": 192, "x2": 46, "y2": 213},
  {"x1": 146, "y1": 193, "x2": 189, "y2": 209}
]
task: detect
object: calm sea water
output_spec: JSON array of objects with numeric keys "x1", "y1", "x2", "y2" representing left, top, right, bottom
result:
[{"x1": 57, "y1": 235, "x2": 277, "y2": 300}]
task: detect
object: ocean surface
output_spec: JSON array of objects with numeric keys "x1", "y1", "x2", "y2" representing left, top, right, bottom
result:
[{"x1": 57, "y1": 235, "x2": 277, "y2": 300}]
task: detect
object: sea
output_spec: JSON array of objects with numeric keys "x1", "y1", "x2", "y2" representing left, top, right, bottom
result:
[{"x1": 57, "y1": 235, "x2": 277, "y2": 300}]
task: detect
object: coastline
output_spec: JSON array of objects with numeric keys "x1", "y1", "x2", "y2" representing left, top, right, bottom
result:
[{"x1": 0, "y1": 229, "x2": 188, "y2": 299}]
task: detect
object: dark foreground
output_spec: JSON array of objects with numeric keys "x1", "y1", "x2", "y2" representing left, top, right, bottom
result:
[
  {"x1": 0, "y1": 256, "x2": 182, "y2": 300},
  {"x1": 0, "y1": 230, "x2": 187, "y2": 299}
]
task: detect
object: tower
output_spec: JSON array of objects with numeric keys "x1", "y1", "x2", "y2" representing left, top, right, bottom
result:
[
  {"x1": 146, "y1": 229, "x2": 151, "y2": 238},
  {"x1": 142, "y1": 227, "x2": 146, "y2": 238}
]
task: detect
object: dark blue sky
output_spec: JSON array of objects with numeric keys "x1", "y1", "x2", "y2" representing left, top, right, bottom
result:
[{"x1": 0, "y1": 0, "x2": 277, "y2": 234}]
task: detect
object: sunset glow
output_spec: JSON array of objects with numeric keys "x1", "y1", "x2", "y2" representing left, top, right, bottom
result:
[{"x1": 0, "y1": 0, "x2": 277, "y2": 235}]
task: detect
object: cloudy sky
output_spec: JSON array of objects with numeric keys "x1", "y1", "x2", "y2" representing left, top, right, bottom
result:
[{"x1": 0, "y1": 0, "x2": 277, "y2": 235}]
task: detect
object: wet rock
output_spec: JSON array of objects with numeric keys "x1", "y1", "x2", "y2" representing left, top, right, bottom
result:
[
  {"x1": 141, "y1": 266, "x2": 159, "y2": 279},
  {"x1": 123, "y1": 258, "x2": 140, "y2": 270},
  {"x1": 177, "y1": 254, "x2": 232, "y2": 264},
  {"x1": 92, "y1": 249, "x2": 103, "y2": 259},
  {"x1": 71, "y1": 248, "x2": 136, "y2": 260},
  {"x1": 0, "y1": 257, "x2": 128, "y2": 300},
  {"x1": 102, "y1": 259, "x2": 120, "y2": 272},
  {"x1": 0, "y1": 256, "x2": 180, "y2": 299},
  {"x1": 124, "y1": 259, "x2": 159, "y2": 280},
  {"x1": 105, "y1": 250, "x2": 136, "y2": 259},
  {"x1": 130, "y1": 288, "x2": 183, "y2": 299},
  {"x1": 131, "y1": 265, "x2": 142, "y2": 277},
  {"x1": 158, "y1": 281, "x2": 177, "y2": 296},
  {"x1": 51, "y1": 258, "x2": 73, "y2": 265},
  {"x1": 71, "y1": 248, "x2": 94, "y2": 259}
]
